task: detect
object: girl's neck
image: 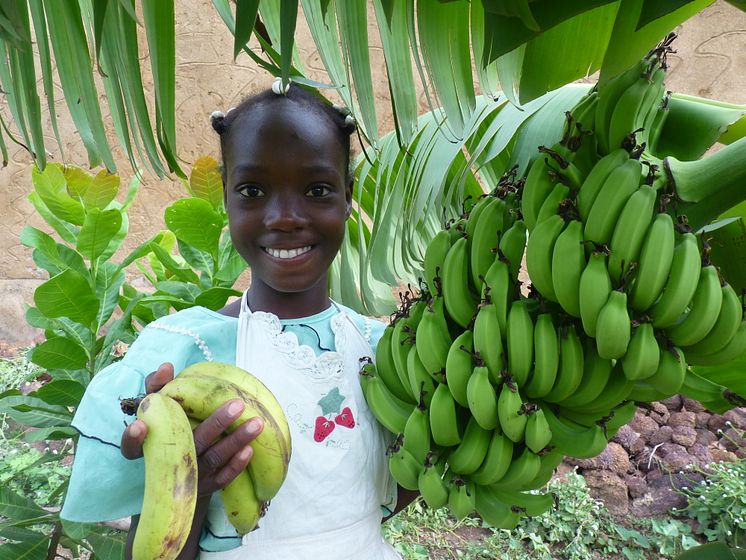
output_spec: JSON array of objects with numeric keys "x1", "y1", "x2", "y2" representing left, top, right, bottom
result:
[{"x1": 244, "y1": 283, "x2": 332, "y2": 320}]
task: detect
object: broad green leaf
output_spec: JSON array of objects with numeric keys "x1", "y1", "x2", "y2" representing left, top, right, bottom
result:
[
  {"x1": 27, "y1": 192, "x2": 78, "y2": 245},
  {"x1": 86, "y1": 529, "x2": 127, "y2": 560},
  {"x1": 27, "y1": 379, "x2": 85, "y2": 407},
  {"x1": 0, "y1": 534, "x2": 48, "y2": 560},
  {"x1": 28, "y1": 336, "x2": 89, "y2": 371},
  {"x1": 673, "y1": 543, "x2": 739, "y2": 560},
  {"x1": 97, "y1": 210, "x2": 130, "y2": 263},
  {"x1": 31, "y1": 243, "x2": 88, "y2": 279},
  {"x1": 148, "y1": 242, "x2": 202, "y2": 284},
  {"x1": 0, "y1": 395, "x2": 72, "y2": 427},
  {"x1": 155, "y1": 280, "x2": 200, "y2": 302},
  {"x1": 32, "y1": 165, "x2": 85, "y2": 226},
  {"x1": 188, "y1": 156, "x2": 224, "y2": 209},
  {"x1": 94, "y1": 261, "x2": 126, "y2": 329},
  {"x1": 600, "y1": 0, "x2": 715, "y2": 84},
  {"x1": 76, "y1": 209, "x2": 123, "y2": 262},
  {"x1": 194, "y1": 287, "x2": 242, "y2": 310},
  {"x1": 233, "y1": 0, "x2": 260, "y2": 60},
  {"x1": 83, "y1": 170, "x2": 120, "y2": 210},
  {"x1": 0, "y1": 527, "x2": 45, "y2": 544},
  {"x1": 24, "y1": 426, "x2": 78, "y2": 442},
  {"x1": 637, "y1": 0, "x2": 693, "y2": 28},
  {"x1": 19, "y1": 226, "x2": 56, "y2": 255},
  {"x1": 34, "y1": 269, "x2": 100, "y2": 326},
  {"x1": 63, "y1": 166, "x2": 94, "y2": 199},
  {"x1": 165, "y1": 198, "x2": 223, "y2": 258}
]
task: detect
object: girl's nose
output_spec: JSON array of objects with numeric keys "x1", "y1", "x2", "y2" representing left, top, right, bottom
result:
[{"x1": 264, "y1": 193, "x2": 309, "y2": 230}]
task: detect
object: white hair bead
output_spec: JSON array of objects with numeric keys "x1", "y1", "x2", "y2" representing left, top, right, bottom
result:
[
  {"x1": 344, "y1": 114, "x2": 356, "y2": 127},
  {"x1": 210, "y1": 110, "x2": 225, "y2": 120},
  {"x1": 271, "y1": 77, "x2": 291, "y2": 95}
]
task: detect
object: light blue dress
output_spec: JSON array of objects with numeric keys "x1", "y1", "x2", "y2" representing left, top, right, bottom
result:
[{"x1": 60, "y1": 303, "x2": 391, "y2": 553}]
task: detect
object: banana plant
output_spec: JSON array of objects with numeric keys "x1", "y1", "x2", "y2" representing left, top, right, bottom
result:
[{"x1": 1, "y1": 0, "x2": 743, "y2": 175}]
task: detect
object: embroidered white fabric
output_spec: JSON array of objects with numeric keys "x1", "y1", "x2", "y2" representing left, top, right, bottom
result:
[{"x1": 146, "y1": 322, "x2": 214, "y2": 362}]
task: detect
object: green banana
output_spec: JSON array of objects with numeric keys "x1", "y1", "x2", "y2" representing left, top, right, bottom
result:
[
  {"x1": 649, "y1": 232, "x2": 702, "y2": 328},
  {"x1": 603, "y1": 401, "x2": 639, "y2": 440},
  {"x1": 577, "y1": 363, "x2": 634, "y2": 415},
  {"x1": 622, "y1": 322, "x2": 660, "y2": 381},
  {"x1": 390, "y1": 299, "x2": 426, "y2": 400},
  {"x1": 445, "y1": 329, "x2": 475, "y2": 407},
  {"x1": 402, "y1": 395, "x2": 431, "y2": 464},
  {"x1": 685, "y1": 320, "x2": 746, "y2": 367},
  {"x1": 506, "y1": 299, "x2": 534, "y2": 387},
  {"x1": 359, "y1": 361, "x2": 416, "y2": 435},
  {"x1": 491, "y1": 446, "x2": 541, "y2": 489},
  {"x1": 470, "y1": 196, "x2": 507, "y2": 291},
  {"x1": 487, "y1": 486, "x2": 555, "y2": 517},
  {"x1": 474, "y1": 485, "x2": 522, "y2": 529},
  {"x1": 539, "y1": 403, "x2": 608, "y2": 459},
  {"x1": 607, "y1": 62, "x2": 659, "y2": 151},
  {"x1": 387, "y1": 435, "x2": 423, "y2": 491},
  {"x1": 159, "y1": 375, "x2": 290, "y2": 503},
  {"x1": 465, "y1": 194, "x2": 493, "y2": 241},
  {"x1": 518, "y1": 448, "x2": 564, "y2": 491},
  {"x1": 470, "y1": 429, "x2": 514, "y2": 485},
  {"x1": 535, "y1": 183, "x2": 570, "y2": 225},
  {"x1": 524, "y1": 313, "x2": 559, "y2": 399},
  {"x1": 498, "y1": 219, "x2": 528, "y2": 281},
  {"x1": 473, "y1": 299, "x2": 504, "y2": 384},
  {"x1": 576, "y1": 148, "x2": 630, "y2": 221},
  {"x1": 497, "y1": 379, "x2": 527, "y2": 443},
  {"x1": 406, "y1": 345, "x2": 437, "y2": 409},
  {"x1": 442, "y1": 235, "x2": 479, "y2": 328},
  {"x1": 374, "y1": 326, "x2": 414, "y2": 402},
  {"x1": 521, "y1": 156, "x2": 558, "y2": 231},
  {"x1": 482, "y1": 257, "x2": 512, "y2": 333},
  {"x1": 646, "y1": 345, "x2": 686, "y2": 397},
  {"x1": 221, "y1": 469, "x2": 264, "y2": 535},
  {"x1": 418, "y1": 452, "x2": 449, "y2": 509},
  {"x1": 525, "y1": 214, "x2": 565, "y2": 302},
  {"x1": 684, "y1": 281, "x2": 743, "y2": 357},
  {"x1": 524, "y1": 407, "x2": 553, "y2": 454},
  {"x1": 429, "y1": 381, "x2": 464, "y2": 447},
  {"x1": 132, "y1": 393, "x2": 198, "y2": 560},
  {"x1": 551, "y1": 220, "x2": 586, "y2": 317},
  {"x1": 679, "y1": 368, "x2": 729, "y2": 404},
  {"x1": 448, "y1": 477, "x2": 476, "y2": 520},
  {"x1": 423, "y1": 229, "x2": 452, "y2": 296},
  {"x1": 636, "y1": 62, "x2": 668, "y2": 149},
  {"x1": 447, "y1": 416, "x2": 493, "y2": 475},
  {"x1": 556, "y1": 341, "x2": 613, "y2": 409},
  {"x1": 584, "y1": 158, "x2": 643, "y2": 245},
  {"x1": 595, "y1": 290, "x2": 631, "y2": 360},
  {"x1": 544, "y1": 324, "x2": 585, "y2": 403},
  {"x1": 629, "y1": 213, "x2": 676, "y2": 312},
  {"x1": 627, "y1": 380, "x2": 671, "y2": 403},
  {"x1": 608, "y1": 185, "x2": 657, "y2": 283},
  {"x1": 415, "y1": 296, "x2": 452, "y2": 378},
  {"x1": 595, "y1": 58, "x2": 648, "y2": 154},
  {"x1": 666, "y1": 265, "x2": 723, "y2": 347},
  {"x1": 467, "y1": 364, "x2": 500, "y2": 431},
  {"x1": 579, "y1": 250, "x2": 613, "y2": 338}
]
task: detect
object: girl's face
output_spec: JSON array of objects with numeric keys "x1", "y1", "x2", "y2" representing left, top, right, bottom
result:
[{"x1": 222, "y1": 102, "x2": 352, "y2": 318}]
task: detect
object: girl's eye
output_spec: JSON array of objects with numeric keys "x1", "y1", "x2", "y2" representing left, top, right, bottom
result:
[
  {"x1": 237, "y1": 184, "x2": 264, "y2": 198},
  {"x1": 307, "y1": 185, "x2": 332, "y2": 197}
]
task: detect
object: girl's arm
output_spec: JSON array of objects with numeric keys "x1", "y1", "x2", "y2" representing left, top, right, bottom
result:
[{"x1": 122, "y1": 363, "x2": 263, "y2": 560}]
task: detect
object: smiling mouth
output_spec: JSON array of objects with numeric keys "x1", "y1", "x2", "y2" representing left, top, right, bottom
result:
[{"x1": 263, "y1": 246, "x2": 313, "y2": 260}]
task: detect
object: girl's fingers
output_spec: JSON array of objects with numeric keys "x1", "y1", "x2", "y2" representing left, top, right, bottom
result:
[
  {"x1": 192, "y1": 399, "x2": 248, "y2": 455},
  {"x1": 197, "y1": 416, "x2": 263, "y2": 472},
  {"x1": 144, "y1": 363, "x2": 174, "y2": 394},
  {"x1": 211, "y1": 445, "x2": 254, "y2": 490},
  {"x1": 120, "y1": 419, "x2": 147, "y2": 460}
]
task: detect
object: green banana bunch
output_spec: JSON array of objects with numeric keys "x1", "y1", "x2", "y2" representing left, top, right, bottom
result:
[
  {"x1": 448, "y1": 477, "x2": 477, "y2": 520},
  {"x1": 447, "y1": 416, "x2": 493, "y2": 475},
  {"x1": 482, "y1": 257, "x2": 513, "y2": 333},
  {"x1": 423, "y1": 229, "x2": 452, "y2": 296},
  {"x1": 467, "y1": 363, "x2": 500, "y2": 430},
  {"x1": 594, "y1": 290, "x2": 631, "y2": 360},
  {"x1": 607, "y1": 184, "x2": 657, "y2": 283},
  {"x1": 535, "y1": 183, "x2": 571, "y2": 225},
  {"x1": 445, "y1": 329, "x2": 475, "y2": 407},
  {"x1": 506, "y1": 299, "x2": 534, "y2": 387},
  {"x1": 390, "y1": 298, "x2": 426, "y2": 396},
  {"x1": 526, "y1": 214, "x2": 565, "y2": 302},
  {"x1": 470, "y1": 428, "x2": 514, "y2": 485},
  {"x1": 387, "y1": 434, "x2": 423, "y2": 491},
  {"x1": 551, "y1": 220, "x2": 586, "y2": 317},
  {"x1": 557, "y1": 341, "x2": 612, "y2": 409},
  {"x1": 159, "y1": 374, "x2": 291, "y2": 503},
  {"x1": 497, "y1": 379, "x2": 527, "y2": 442},
  {"x1": 359, "y1": 359, "x2": 415, "y2": 435},
  {"x1": 685, "y1": 320, "x2": 746, "y2": 367},
  {"x1": 645, "y1": 344, "x2": 687, "y2": 397},
  {"x1": 132, "y1": 393, "x2": 198, "y2": 560},
  {"x1": 649, "y1": 232, "x2": 701, "y2": 328},
  {"x1": 418, "y1": 452, "x2": 449, "y2": 509},
  {"x1": 486, "y1": 486, "x2": 555, "y2": 517},
  {"x1": 442, "y1": 235, "x2": 479, "y2": 328},
  {"x1": 524, "y1": 313, "x2": 559, "y2": 399},
  {"x1": 521, "y1": 155, "x2": 559, "y2": 231}
]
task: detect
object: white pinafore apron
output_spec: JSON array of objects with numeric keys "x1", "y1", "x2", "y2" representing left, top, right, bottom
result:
[{"x1": 200, "y1": 295, "x2": 401, "y2": 559}]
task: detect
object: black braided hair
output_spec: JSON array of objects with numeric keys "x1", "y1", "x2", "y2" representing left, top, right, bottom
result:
[{"x1": 211, "y1": 85, "x2": 357, "y2": 184}]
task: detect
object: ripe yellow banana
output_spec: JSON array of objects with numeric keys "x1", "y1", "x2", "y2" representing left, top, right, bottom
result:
[
  {"x1": 220, "y1": 469, "x2": 265, "y2": 535},
  {"x1": 132, "y1": 393, "x2": 198, "y2": 560},
  {"x1": 159, "y1": 375, "x2": 290, "y2": 503}
]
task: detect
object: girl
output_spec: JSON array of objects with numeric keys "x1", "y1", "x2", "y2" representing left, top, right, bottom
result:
[{"x1": 60, "y1": 80, "x2": 418, "y2": 559}]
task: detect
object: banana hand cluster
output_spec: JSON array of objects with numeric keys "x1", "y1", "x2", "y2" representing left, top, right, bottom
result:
[{"x1": 127, "y1": 362, "x2": 291, "y2": 559}]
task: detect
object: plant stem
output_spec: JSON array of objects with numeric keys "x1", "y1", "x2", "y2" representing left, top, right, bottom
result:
[{"x1": 666, "y1": 136, "x2": 746, "y2": 231}]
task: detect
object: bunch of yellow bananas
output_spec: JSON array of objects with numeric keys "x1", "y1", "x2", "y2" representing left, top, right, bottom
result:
[
  {"x1": 130, "y1": 362, "x2": 291, "y2": 560},
  {"x1": 360, "y1": 37, "x2": 745, "y2": 529}
]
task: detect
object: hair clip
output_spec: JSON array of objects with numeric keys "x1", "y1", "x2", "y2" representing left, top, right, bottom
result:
[
  {"x1": 271, "y1": 77, "x2": 291, "y2": 96},
  {"x1": 344, "y1": 114, "x2": 356, "y2": 127}
]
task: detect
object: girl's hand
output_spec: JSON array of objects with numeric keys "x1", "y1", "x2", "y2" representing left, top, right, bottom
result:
[{"x1": 120, "y1": 362, "x2": 264, "y2": 496}]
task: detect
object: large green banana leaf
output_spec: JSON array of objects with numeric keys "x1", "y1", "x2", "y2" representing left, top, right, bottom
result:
[{"x1": 0, "y1": 0, "x2": 738, "y2": 174}]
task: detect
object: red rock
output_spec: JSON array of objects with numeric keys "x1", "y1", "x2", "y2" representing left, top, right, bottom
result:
[
  {"x1": 695, "y1": 428, "x2": 717, "y2": 446},
  {"x1": 669, "y1": 411, "x2": 696, "y2": 429},
  {"x1": 723, "y1": 408, "x2": 746, "y2": 430},
  {"x1": 630, "y1": 414, "x2": 659, "y2": 439},
  {"x1": 660, "y1": 395, "x2": 683, "y2": 411},
  {"x1": 671, "y1": 425, "x2": 697, "y2": 447},
  {"x1": 681, "y1": 397, "x2": 705, "y2": 413},
  {"x1": 583, "y1": 471, "x2": 629, "y2": 515},
  {"x1": 695, "y1": 412, "x2": 711, "y2": 429},
  {"x1": 649, "y1": 425, "x2": 673, "y2": 446}
]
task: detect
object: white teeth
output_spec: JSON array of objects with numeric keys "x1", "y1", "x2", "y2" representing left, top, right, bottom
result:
[{"x1": 266, "y1": 246, "x2": 312, "y2": 259}]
